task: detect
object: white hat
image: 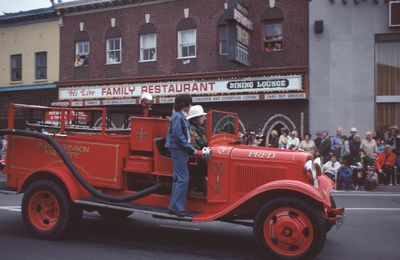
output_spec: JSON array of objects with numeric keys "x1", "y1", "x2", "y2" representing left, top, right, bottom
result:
[
  {"x1": 187, "y1": 105, "x2": 207, "y2": 120},
  {"x1": 350, "y1": 127, "x2": 357, "y2": 132}
]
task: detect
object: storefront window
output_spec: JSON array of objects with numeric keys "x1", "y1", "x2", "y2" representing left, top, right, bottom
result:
[
  {"x1": 178, "y1": 29, "x2": 196, "y2": 58},
  {"x1": 11, "y1": 54, "x2": 22, "y2": 81},
  {"x1": 106, "y1": 38, "x2": 121, "y2": 64},
  {"x1": 264, "y1": 23, "x2": 283, "y2": 52},
  {"x1": 375, "y1": 41, "x2": 400, "y2": 131},
  {"x1": 140, "y1": 33, "x2": 156, "y2": 61}
]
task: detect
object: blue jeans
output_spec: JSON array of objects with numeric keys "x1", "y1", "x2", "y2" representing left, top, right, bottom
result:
[{"x1": 169, "y1": 149, "x2": 189, "y2": 212}]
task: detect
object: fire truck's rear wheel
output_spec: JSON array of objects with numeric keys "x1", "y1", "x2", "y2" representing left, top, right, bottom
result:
[
  {"x1": 98, "y1": 208, "x2": 133, "y2": 221},
  {"x1": 254, "y1": 197, "x2": 326, "y2": 260},
  {"x1": 22, "y1": 180, "x2": 72, "y2": 240}
]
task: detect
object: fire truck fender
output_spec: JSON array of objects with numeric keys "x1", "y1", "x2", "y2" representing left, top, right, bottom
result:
[
  {"x1": 194, "y1": 180, "x2": 326, "y2": 222},
  {"x1": 19, "y1": 167, "x2": 89, "y2": 201}
]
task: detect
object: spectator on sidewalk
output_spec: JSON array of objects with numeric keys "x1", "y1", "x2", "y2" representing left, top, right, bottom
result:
[
  {"x1": 375, "y1": 145, "x2": 397, "y2": 186},
  {"x1": 287, "y1": 130, "x2": 300, "y2": 150},
  {"x1": 0, "y1": 136, "x2": 3, "y2": 159},
  {"x1": 318, "y1": 131, "x2": 332, "y2": 163},
  {"x1": 299, "y1": 133, "x2": 317, "y2": 157},
  {"x1": 314, "y1": 131, "x2": 322, "y2": 148},
  {"x1": 279, "y1": 128, "x2": 289, "y2": 149},
  {"x1": 322, "y1": 154, "x2": 341, "y2": 181},
  {"x1": 352, "y1": 167, "x2": 366, "y2": 191},
  {"x1": 268, "y1": 130, "x2": 279, "y2": 148},
  {"x1": 340, "y1": 135, "x2": 350, "y2": 161},
  {"x1": 336, "y1": 159, "x2": 352, "y2": 190},
  {"x1": 376, "y1": 137, "x2": 384, "y2": 154},
  {"x1": 248, "y1": 131, "x2": 259, "y2": 146},
  {"x1": 0, "y1": 136, "x2": 6, "y2": 160},
  {"x1": 332, "y1": 127, "x2": 344, "y2": 158},
  {"x1": 348, "y1": 127, "x2": 358, "y2": 144},
  {"x1": 361, "y1": 132, "x2": 378, "y2": 167},
  {"x1": 350, "y1": 134, "x2": 362, "y2": 165},
  {"x1": 385, "y1": 125, "x2": 397, "y2": 148}
]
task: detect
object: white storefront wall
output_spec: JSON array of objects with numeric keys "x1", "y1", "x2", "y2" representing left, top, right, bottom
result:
[{"x1": 309, "y1": 1, "x2": 395, "y2": 137}]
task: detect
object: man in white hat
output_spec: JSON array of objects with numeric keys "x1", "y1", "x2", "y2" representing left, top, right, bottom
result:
[
  {"x1": 348, "y1": 127, "x2": 357, "y2": 144},
  {"x1": 187, "y1": 105, "x2": 208, "y2": 149},
  {"x1": 187, "y1": 105, "x2": 208, "y2": 195}
]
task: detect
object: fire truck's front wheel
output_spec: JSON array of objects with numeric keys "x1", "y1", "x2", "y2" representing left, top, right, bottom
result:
[
  {"x1": 254, "y1": 197, "x2": 326, "y2": 260},
  {"x1": 22, "y1": 180, "x2": 72, "y2": 240}
]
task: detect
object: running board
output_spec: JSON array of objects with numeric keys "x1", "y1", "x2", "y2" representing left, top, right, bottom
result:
[
  {"x1": 74, "y1": 197, "x2": 198, "y2": 222},
  {"x1": 0, "y1": 180, "x2": 17, "y2": 195}
]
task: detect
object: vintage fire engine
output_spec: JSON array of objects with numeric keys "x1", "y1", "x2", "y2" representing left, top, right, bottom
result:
[{"x1": 0, "y1": 96, "x2": 344, "y2": 260}]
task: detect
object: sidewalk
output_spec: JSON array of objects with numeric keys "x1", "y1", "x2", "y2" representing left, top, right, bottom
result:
[
  {"x1": 332, "y1": 184, "x2": 400, "y2": 194},
  {"x1": 374, "y1": 184, "x2": 400, "y2": 193}
]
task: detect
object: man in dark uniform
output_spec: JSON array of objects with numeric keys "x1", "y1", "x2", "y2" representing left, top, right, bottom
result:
[{"x1": 187, "y1": 105, "x2": 208, "y2": 195}]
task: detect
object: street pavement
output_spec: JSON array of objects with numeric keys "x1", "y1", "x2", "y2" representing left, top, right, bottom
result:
[{"x1": 1, "y1": 178, "x2": 400, "y2": 259}]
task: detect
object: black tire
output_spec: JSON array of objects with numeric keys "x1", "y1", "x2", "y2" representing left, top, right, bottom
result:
[
  {"x1": 22, "y1": 180, "x2": 72, "y2": 240},
  {"x1": 70, "y1": 204, "x2": 83, "y2": 225},
  {"x1": 326, "y1": 195, "x2": 336, "y2": 232},
  {"x1": 98, "y1": 208, "x2": 133, "y2": 221},
  {"x1": 254, "y1": 197, "x2": 327, "y2": 260}
]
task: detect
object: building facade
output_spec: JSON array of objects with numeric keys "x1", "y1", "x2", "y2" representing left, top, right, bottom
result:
[
  {"x1": 310, "y1": 0, "x2": 400, "y2": 136},
  {"x1": 0, "y1": 7, "x2": 59, "y2": 128},
  {"x1": 55, "y1": 0, "x2": 310, "y2": 140}
]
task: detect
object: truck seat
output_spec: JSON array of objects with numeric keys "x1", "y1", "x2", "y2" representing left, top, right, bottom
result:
[{"x1": 154, "y1": 138, "x2": 171, "y2": 158}]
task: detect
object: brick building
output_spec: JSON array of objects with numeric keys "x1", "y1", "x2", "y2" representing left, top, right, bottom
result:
[{"x1": 55, "y1": 0, "x2": 309, "y2": 141}]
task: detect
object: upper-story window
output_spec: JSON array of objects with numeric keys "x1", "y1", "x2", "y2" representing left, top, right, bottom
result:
[
  {"x1": 264, "y1": 22, "x2": 283, "y2": 52},
  {"x1": 140, "y1": 33, "x2": 156, "y2": 62},
  {"x1": 106, "y1": 37, "x2": 121, "y2": 64},
  {"x1": 35, "y1": 52, "x2": 47, "y2": 79},
  {"x1": 219, "y1": 25, "x2": 228, "y2": 55},
  {"x1": 75, "y1": 41, "x2": 89, "y2": 66},
  {"x1": 178, "y1": 29, "x2": 196, "y2": 58},
  {"x1": 11, "y1": 54, "x2": 22, "y2": 81}
]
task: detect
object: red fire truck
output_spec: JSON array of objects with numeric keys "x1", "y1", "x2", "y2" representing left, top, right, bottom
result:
[{"x1": 0, "y1": 100, "x2": 344, "y2": 260}]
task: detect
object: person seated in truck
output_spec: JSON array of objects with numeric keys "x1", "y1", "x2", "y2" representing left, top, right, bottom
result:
[
  {"x1": 165, "y1": 94, "x2": 200, "y2": 217},
  {"x1": 187, "y1": 105, "x2": 208, "y2": 195}
]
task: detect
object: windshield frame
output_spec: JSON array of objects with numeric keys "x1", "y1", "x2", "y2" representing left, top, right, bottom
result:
[{"x1": 206, "y1": 109, "x2": 239, "y2": 145}]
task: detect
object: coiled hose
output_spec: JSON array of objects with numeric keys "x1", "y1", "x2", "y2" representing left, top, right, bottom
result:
[{"x1": 0, "y1": 129, "x2": 164, "y2": 203}]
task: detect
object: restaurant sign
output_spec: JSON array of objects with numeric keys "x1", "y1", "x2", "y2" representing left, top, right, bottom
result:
[{"x1": 58, "y1": 75, "x2": 302, "y2": 101}]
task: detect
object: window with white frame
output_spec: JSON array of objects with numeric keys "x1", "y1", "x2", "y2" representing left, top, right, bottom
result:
[
  {"x1": 178, "y1": 29, "x2": 196, "y2": 58},
  {"x1": 106, "y1": 38, "x2": 121, "y2": 64},
  {"x1": 140, "y1": 34, "x2": 156, "y2": 62},
  {"x1": 75, "y1": 41, "x2": 89, "y2": 66},
  {"x1": 264, "y1": 22, "x2": 283, "y2": 52}
]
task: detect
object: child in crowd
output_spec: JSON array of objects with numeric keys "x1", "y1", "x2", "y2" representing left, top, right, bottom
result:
[
  {"x1": 336, "y1": 159, "x2": 352, "y2": 190},
  {"x1": 352, "y1": 167, "x2": 366, "y2": 191}
]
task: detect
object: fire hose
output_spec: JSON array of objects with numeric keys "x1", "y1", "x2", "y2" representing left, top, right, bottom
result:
[{"x1": 0, "y1": 129, "x2": 164, "y2": 203}]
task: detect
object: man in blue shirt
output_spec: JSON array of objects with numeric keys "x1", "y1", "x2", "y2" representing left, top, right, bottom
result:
[
  {"x1": 331, "y1": 127, "x2": 343, "y2": 159},
  {"x1": 166, "y1": 94, "x2": 200, "y2": 217}
]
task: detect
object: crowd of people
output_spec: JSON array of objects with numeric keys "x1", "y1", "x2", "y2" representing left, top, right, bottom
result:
[{"x1": 239, "y1": 125, "x2": 400, "y2": 191}]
